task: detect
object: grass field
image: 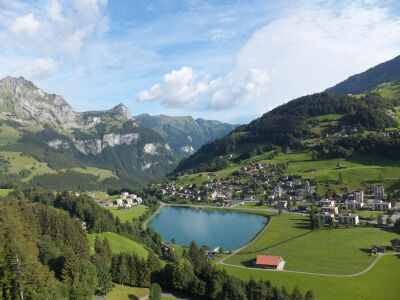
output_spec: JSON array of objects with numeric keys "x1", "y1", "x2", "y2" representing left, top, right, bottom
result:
[
  {"x1": 0, "y1": 189, "x2": 12, "y2": 196},
  {"x1": 105, "y1": 284, "x2": 149, "y2": 300},
  {"x1": 0, "y1": 124, "x2": 20, "y2": 145},
  {"x1": 87, "y1": 232, "x2": 148, "y2": 259},
  {"x1": 220, "y1": 254, "x2": 400, "y2": 300},
  {"x1": 106, "y1": 205, "x2": 148, "y2": 223},
  {"x1": 70, "y1": 167, "x2": 117, "y2": 182},
  {"x1": 0, "y1": 151, "x2": 56, "y2": 181}
]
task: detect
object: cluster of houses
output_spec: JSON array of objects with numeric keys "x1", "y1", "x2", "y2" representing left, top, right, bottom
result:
[
  {"x1": 155, "y1": 162, "x2": 320, "y2": 208},
  {"x1": 315, "y1": 185, "x2": 394, "y2": 225},
  {"x1": 95, "y1": 191, "x2": 143, "y2": 209}
]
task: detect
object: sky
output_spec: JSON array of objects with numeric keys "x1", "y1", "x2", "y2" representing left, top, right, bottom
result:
[{"x1": 0, "y1": 0, "x2": 400, "y2": 124}]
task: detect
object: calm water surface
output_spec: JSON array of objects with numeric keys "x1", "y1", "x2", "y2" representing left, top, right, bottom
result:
[{"x1": 149, "y1": 206, "x2": 267, "y2": 250}]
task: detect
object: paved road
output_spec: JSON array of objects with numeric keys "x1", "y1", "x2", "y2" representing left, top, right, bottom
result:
[{"x1": 142, "y1": 202, "x2": 167, "y2": 229}]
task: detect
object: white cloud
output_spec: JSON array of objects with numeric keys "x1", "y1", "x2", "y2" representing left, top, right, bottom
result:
[
  {"x1": 16, "y1": 58, "x2": 59, "y2": 80},
  {"x1": 11, "y1": 13, "x2": 40, "y2": 38},
  {"x1": 235, "y1": 0, "x2": 400, "y2": 111},
  {"x1": 138, "y1": 66, "x2": 269, "y2": 110}
]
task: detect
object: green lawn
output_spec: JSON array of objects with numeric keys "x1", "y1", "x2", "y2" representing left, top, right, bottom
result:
[
  {"x1": 225, "y1": 213, "x2": 311, "y2": 266},
  {"x1": 0, "y1": 189, "x2": 12, "y2": 196},
  {"x1": 0, "y1": 151, "x2": 56, "y2": 181},
  {"x1": 220, "y1": 254, "x2": 400, "y2": 300},
  {"x1": 70, "y1": 167, "x2": 117, "y2": 182},
  {"x1": 107, "y1": 205, "x2": 148, "y2": 223},
  {"x1": 106, "y1": 284, "x2": 149, "y2": 300},
  {"x1": 87, "y1": 232, "x2": 148, "y2": 259},
  {"x1": 0, "y1": 124, "x2": 20, "y2": 145}
]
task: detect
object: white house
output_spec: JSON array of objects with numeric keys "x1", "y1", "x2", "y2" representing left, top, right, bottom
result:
[
  {"x1": 345, "y1": 200, "x2": 363, "y2": 210},
  {"x1": 339, "y1": 213, "x2": 359, "y2": 225},
  {"x1": 371, "y1": 200, "x2": 391, "y2": 211}
]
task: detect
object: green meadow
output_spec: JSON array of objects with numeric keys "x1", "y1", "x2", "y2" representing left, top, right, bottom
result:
[
  {"x1": 106, "y1": 205, "x2": 148, "y2": 223},
  {"x1": 105, "y1": 284, "x2": 149, "y2": 300},
  {"x1": 220, "y1": 254, "x2": 400, "y2": 300},
  {"x1": 87, "y1": 232, "x2": 148, "y2": 259},
  {"x1": 0, "y1": 189, "x2": 12, "y2": 196}
]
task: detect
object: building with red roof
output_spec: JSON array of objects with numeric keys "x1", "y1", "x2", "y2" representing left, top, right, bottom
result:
[{"x1": 255, "y1": 255, "x2": 285, "y2": 270}]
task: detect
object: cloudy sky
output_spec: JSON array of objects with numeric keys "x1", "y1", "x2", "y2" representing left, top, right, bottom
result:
[{"x1": 1, "y1": 0, "x2": 400, "y2": 124}]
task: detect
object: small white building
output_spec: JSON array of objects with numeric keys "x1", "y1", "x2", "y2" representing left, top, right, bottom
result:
[
  {"x1": 339, "y1": 213, "x2": 359, "y2": 225},
  {"x1": 320, "y1": 199, "x2": 335, "y2": 207},
  {"x1": 244, "y1": 195, "x2": 254, "y2": 202}
]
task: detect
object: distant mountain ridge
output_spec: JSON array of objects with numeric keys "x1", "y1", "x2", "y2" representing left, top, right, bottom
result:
[
  {"x1": 326, "y1": 55, "x2": 400, "y2": 95},
  {"x1": 136, "y1": 114, "x2": 237, "y2": 158}
]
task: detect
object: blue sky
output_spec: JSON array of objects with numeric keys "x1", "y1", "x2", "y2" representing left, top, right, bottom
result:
[{"x1": 1, "y1": 0, "x2": 400, "y2": 124}]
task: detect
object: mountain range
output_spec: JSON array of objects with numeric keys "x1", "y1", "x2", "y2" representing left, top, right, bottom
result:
[{"x1": 0, "y1": 76, "x2": 234, "y2": 189}]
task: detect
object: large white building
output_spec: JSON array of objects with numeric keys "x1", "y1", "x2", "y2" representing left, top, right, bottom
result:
[
  {"x1": 345, "y1": 200, "x2": 363, "y2": 210},
  {"x1": 374, "y1": 185, "x2": 384, "y2": 200},
  {"x1": 316, "y1": 212, "x2": 335, "y2": 222},
  {"x1": 339, "y1": 213, "x2": 359, "y2": 225},
  {"x1": 355, "y1": 189, "x2": 364, "y2": 203},
  {"x1": 321, "y1": 205, "x2": 338, "y2": 215},
  {"x1": 371, "y1": 200, "x2": 391, "y2": 211}
]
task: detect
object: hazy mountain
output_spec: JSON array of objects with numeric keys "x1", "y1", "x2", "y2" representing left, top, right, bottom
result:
[{"x1": 136, "y1": 114, "x2": 237, "y2": 158}]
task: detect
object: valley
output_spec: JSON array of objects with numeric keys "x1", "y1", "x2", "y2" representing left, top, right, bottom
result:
[{"x1": 1, "y1": 55, "x2": 400, "y2": 300}]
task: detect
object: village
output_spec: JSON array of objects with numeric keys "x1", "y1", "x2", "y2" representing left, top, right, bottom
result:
[{"x1": 153, "y1": 161, "x2": 398, "y2": 228}]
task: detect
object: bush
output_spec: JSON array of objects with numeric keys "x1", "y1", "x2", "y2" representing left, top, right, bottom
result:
[{"x1": 149, "y1": 283, "x2": 162, "y2": 300}]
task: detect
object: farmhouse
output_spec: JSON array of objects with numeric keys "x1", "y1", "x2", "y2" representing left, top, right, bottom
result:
[
  {"x1": 371, "y1": 245, "x2": 385, "y2": 254},
  {"x1": 255, "y1": 255, "x2": 285, "y2": 270},
  {"x1": 391, "y1": 239, "x2": 400, "y2": 252}
]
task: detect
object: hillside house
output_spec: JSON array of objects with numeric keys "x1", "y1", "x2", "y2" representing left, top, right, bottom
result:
[
  {"x1": 319, "y1": 199, "x2": 335, "y2": 207},
  {"x1": 255, "y1": 255, "x2": 285, "y2": 270},
  {"x1": 355, "y1": 189, "x2": 364, "y2": 202},
  {"x1": 371, "y1": 245, "x2": 385, "y2": 254}
]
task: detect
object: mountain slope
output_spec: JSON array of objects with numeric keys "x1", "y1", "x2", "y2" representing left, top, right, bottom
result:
[
  {"x1": 0, "y1": 76, "x2": 179, "y2": 189},
  {"x1": 136, "y1": 114, "x2": 236, "y2": 158},
  {"x1": 326, "y1": 55, "x2": 400, "y2": 95}
]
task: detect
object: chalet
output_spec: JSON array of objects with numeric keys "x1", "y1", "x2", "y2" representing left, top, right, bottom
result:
[
  {"x1": 162, "y1": 243, "x2": 175, "y2": 252},
  {"x1": 391, "y1": 239, "x2": 400, "y2": 252},
  {"x1": 371, "y1": 245, "x2": 385, "y2": 254},
  {"x1": 255, "y1": 255, "x2": 285, "y2": 270}
]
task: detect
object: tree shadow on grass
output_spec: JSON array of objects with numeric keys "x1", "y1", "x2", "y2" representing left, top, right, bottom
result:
[
  {"x1": 360, "y1": 248, "x2": 372, "y2": 254},
  {"x1": 241, "y1": 258, "x2": 257, "y2": 267},
  {"x1": 128, "y1": 295, "x2": 138, "y2": 300}
]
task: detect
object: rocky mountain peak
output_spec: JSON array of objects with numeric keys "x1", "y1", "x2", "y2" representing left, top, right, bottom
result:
[{"x1": 109, "y1": 103, "x2": 132, "y2": 121}]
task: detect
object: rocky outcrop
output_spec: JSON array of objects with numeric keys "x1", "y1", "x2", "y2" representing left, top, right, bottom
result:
[{"x1": 73, "y1": 133, "x2": 140, "y2": 155}]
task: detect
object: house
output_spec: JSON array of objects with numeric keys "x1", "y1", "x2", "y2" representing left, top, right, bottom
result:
[
  {"x1": 338, "y1": 213, "x2": 359, "y2": 225},
  {"x1": 307, "y1": 168, "x2": 317, "y2": 173},
  {"x1": 276, "y1": 201, "x2": 287, "y2": 209},
  {"x1": 162, "y1": 243, "x2": 175, "y2": 252},
  {"x1": 355, "y1": 189, "x2": 364, "y2": 203},
  {"x1": 371, "y1": 200, "x2": 391, "y2": 211},
  {"x1": 255, "y1": 255, "x2": 285, "y2": 270},
  {"x1": 345, "y1": 200, "x2": 363, "y2": 210},
  {"x1": 316, "y1": 212, "x2": 335, "y2": 222},
  {"x1": 391, "y1": 239, "x2": 400, "y2": 252},
  {"x1": 374, "y1": 185, "x2": 385, "y2": 200},
  {"x1": 371, "y1": 245, "x2": 385, "y2": 254},
  {"x1": 321, "y1": 205, "x2": 338, "y2": 215},
  {"x1": 244, "y1": 195, "x2": 254, "y2": 202},
  {"x1": 319, "y1": 199, "x2": 335, "y2": 207},
  {"x1": 116, "y1": 197, "x2": 123, "y2": 206}
]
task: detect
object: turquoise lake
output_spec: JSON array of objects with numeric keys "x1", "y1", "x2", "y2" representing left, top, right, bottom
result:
[{"x1": 149, "y1": 206, "x2": 268, "y2": 250}]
